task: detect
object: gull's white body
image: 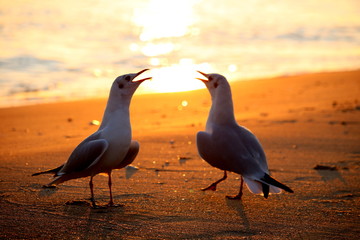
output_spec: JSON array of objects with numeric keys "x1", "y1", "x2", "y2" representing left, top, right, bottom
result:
[
  {"x1": 196, "y1": 72, "x2": 293, "y2": 198},
  {"x1": 33, "y1": 69, "x2": 151, "y2": 206}
]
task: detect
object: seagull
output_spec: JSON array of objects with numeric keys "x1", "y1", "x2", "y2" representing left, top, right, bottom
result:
[
  {"x1": 32, "y1": 69, "x2": 151, "y2": 207},
  {"x1": 196, "y1": 71, "x2": 293, "y2": 199}
]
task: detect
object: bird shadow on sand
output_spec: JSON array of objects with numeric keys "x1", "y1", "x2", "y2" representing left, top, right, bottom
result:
[
  {"x1": 314, "y1": 167, "x2": 346, "y2": 183},
  {"x1": 62, "y1": 202, "x2": 129, "y2": 239},
  {"x1": 36, "y1": 185, "x2": 58, "y2": 197},
  {"x1": 225, "y1": 200, "x2": 252, "y2": 233},
  {"x1": 63, "y1": 201, "x2": 125, "y2": 215}
]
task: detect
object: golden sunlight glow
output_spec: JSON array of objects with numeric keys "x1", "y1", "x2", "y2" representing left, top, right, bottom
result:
[
  {"x1": 228, "y1": 64, "x2": 237, "y2": 73},
  {"x1": 139, "y1": 60, "x2": 212, "y2": 94},
  {"x1": 131, "y1": 0, "x2": 205, "y2": 94},
  {"x1": 133, "y1": 0, "x2": 199, "y2": 41},
  {"x1": 177, "y1": 100, "x2": 189, "y2": 111},
  {"x1": 149, "y1": 58, "x2": 160, "y2": 66},
  {"x1": 141, "y1": 43, "x2": 175, "y2": 57}
]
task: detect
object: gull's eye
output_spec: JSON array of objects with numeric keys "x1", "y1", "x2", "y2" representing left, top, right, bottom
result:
[
  {"x1": 208, "y1": 76, "x2": 213, "y2": 81},
  {"x1": 118, "y1": 83, "x2": 124, "y2": 89},
  {"x1": 125, "y1": 75, "x2": 131, "y2": 81}
]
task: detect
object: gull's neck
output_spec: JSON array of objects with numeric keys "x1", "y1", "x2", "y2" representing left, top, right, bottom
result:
[
  {"x1": 206, "y1": 83, "x2": 236, "y2": 130},
  {"x1": 99, "y1": 93, "x2": 132, "y2": 129}
]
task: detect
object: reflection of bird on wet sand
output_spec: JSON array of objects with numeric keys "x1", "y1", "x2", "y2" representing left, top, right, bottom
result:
[
  {"x1": 196, "y1": 71, "x2": 293, "y2": 199},
  {"x1": 32, "y1": 69, "x2": 151, "y2": 208}
]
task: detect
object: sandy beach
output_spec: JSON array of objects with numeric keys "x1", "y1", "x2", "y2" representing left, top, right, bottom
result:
[{"x1": 0, "y1": 70, "x2": 359, "y2": 239}]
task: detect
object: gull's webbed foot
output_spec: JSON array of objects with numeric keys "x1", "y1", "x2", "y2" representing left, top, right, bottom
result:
[
  {"x1": 226, "y1": 193, "x2": 243, "y2": 200},
  {"x1": 107, "y1": 201, "x2": 124, "y2": 208},
  {"x1": 201, "y1": 183, "x2": 218, "y2": 191},
  {"x1": 201, "y1": 170, "x2": 227, "y2": 192}
]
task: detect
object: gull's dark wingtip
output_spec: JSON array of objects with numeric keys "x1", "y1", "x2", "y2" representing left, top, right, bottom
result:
[
  {"x1": 261, "y1": 182, "x2": 270, "y2": 198},
  {"x1": 31, "y1": 164, "x2": 64, "y2": 177},
  {"x1": 261, "y1": 173, "x2": 294, "y2": 193}
]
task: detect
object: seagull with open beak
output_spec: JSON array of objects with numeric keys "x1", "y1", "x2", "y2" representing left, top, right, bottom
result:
[
  {"x1": 196, "y1": 71, "x2": 293, "y2": 199},
  {"x1": 33, "y1": 69, "x2": 151, "y2": 208}
]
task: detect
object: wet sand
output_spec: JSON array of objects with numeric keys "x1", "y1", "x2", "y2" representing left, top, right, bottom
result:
[{"x1": 0, "y1": 70, "x2": 359, "y2": 239}]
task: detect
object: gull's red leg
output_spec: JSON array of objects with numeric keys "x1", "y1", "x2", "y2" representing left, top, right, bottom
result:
[
  {"x1": 202, "y1": 170, "x2": 227, "y2": 191},
  {"x1": 89, "y1": 176, "x2": 98, "y2": 207},
  {"x1": 226, "y1": 176, "x2": 244, "y2": 200},
  {"x1": 108, "y1": 172, "x2": 114, "y2": 206},
  {"x1": 107, "y1": 172, "x2": 123, "y2": 207}
]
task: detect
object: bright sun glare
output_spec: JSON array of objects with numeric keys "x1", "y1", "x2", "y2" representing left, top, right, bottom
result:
[
  {"x1": 138, "y1": 60, "x2": 212, "y2": 93},
  {"x1": 131, "y1": 0, "x2": 212, "y2": 93}
]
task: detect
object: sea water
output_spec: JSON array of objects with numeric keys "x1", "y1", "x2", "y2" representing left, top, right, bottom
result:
[{"x1": 0, "y1": 0, "x2": 359, "y2": 107}]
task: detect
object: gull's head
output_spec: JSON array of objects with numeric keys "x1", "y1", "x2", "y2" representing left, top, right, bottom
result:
[
  {"x1": 196, "y1": 71, "x2": 228, "y2": 96},
  {"x1": 110, "y1": 69, "x2": 151, "y2": 98}
]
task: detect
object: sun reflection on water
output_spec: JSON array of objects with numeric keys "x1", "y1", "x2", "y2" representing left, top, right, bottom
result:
[
  {"x1": 138, "y1": 60, "x2": 212, "y2": 94},
  {"x1": 131, "y1": 0, "x2": 207, "y2": 93},
  {"x1": 132, "y1": 0, "x2": 200, "y2": 41}
]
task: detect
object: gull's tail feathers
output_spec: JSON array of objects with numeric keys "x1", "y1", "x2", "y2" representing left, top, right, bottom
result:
[
  {"x1": 46, "y1": 167, "x2": 95, "y2": 187},
  {"x1": 32, "y1": 165, "x2": 64, "y2": 176},
  {"x1": 46, "y1": 175, "x2": 65, "y2": 186},
  {"x1": 260, "y1": 173, "x2": 294, "y2": 193},
  {"x1": 243, "y1": 174, "x2": 293, "y2": 198},
  {"x1": 243, "y1": 177, "x2": 262, "y2": 194}
]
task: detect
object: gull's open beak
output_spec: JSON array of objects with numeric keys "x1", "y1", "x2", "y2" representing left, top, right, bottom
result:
[
  {"x1": 196, "y1": 71, "x2": 209, "y2": 82},
  {"x1": 132, "y1": 69, "x2": 152, "y2": 83}
]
